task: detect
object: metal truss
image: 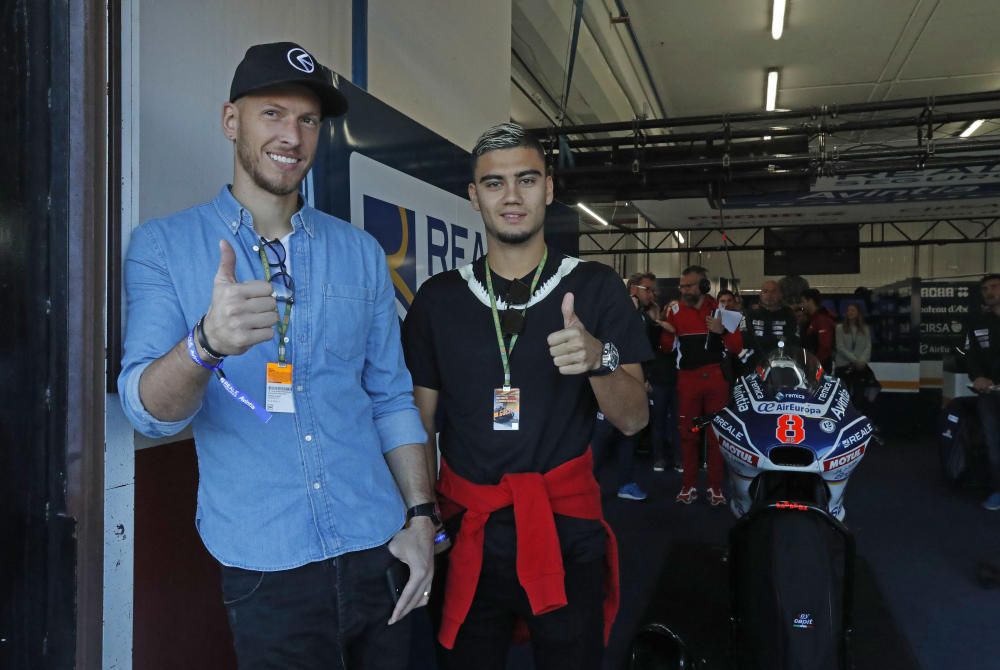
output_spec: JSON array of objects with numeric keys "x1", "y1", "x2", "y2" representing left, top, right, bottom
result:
[
  {"x1": 527, "y1": 90, "x2": 1000, "y2": 203},
  {"x1": 577, "y1": 218, "x2": 999, "y2": 256}
]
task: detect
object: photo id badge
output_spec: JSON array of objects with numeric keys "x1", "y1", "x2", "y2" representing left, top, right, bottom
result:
[
  {"x1": 493, "y1": 387, "x2": 520, "y2": 431},
  {"x1": 265, "y1": 362, "x2": 295, "y2": 413}
]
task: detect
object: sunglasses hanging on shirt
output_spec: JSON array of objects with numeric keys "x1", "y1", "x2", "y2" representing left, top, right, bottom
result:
[
  {"x1": 500, "y1": 279, "x2": 531, "y2": 337},
  {"x1": 259, "y1": 237, "x2": 295, "y2": 306}
]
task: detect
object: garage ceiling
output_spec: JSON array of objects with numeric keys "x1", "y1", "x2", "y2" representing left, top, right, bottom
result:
[{"x1": 509, "y1": 0, "x2": 1000, "y2": 228}]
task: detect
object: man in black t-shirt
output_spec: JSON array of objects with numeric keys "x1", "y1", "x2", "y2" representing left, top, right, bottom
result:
[
  {"x1": 744, "y1": 279, "x2": 799, "y2": 365},
  {"x1": 967, "y1": 274, "x2": 1000, "y2": 511},
  {"x1": 631, "y1": 272, "x2": 680, "y2": 473},
  {"x1": 402, "y1": 123, "x2": 650, "y2": 670}
]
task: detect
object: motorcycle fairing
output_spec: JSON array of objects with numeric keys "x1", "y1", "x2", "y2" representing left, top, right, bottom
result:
[{"x1": 715, "y1": 373, "x2": 873, "y2": 520}]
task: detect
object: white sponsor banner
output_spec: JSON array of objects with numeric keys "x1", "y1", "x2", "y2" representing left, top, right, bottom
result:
[{"x1": 349, "y1": 153, "x2": 487, "y2": 317}]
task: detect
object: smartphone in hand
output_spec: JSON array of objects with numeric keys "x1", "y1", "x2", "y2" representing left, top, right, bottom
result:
[{"x1": 385, "y1": 559, "x2": 410, "y2": 604}]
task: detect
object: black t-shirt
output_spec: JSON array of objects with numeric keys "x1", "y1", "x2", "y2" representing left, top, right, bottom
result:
[
  {"x1": 402, "y1": 251, "x2": 651, "y2": 559},
  {"x1": 965, "y1": 310, "x2": 1000, "y2": 383},
  {"x1": 743, "y1": 305, "x2": 800, "y2": 362},
  {"x1": 640, "y1": 307, "x2": 675, "y2": 386}
]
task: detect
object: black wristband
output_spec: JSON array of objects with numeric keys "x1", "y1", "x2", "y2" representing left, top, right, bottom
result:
[{"x1": 196, "y1": 315, "x2": 226, "y2": 360}]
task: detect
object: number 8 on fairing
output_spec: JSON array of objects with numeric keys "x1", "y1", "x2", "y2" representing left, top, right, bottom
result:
[{"x1": 775, "y1": 414, "x2": 805, "y2": 444}]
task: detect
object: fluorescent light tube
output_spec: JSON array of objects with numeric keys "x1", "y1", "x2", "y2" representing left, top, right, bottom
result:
[
  {"x1": 765, "y1": 70, "x2": 779, "y2": 111},
  {"x1": 577, "y1": 203, "x2": 609, "y2": 226},
  {"x1": 675, "y1": 231, "x2": 685, "y2": 244},
  {"x1": 960, "y1": 119, "x2": 984, "y2": 138},
  {"x1": 772, "y1": 0, "x2": 786, "y2": 40}
]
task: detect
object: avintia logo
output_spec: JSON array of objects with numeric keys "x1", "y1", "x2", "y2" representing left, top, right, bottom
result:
[{"x1": 793, "y1": 612, "x2": 815, "y2": 629}]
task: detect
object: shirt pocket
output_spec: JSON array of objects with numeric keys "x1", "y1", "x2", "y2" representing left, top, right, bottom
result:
[{"x1": 323, "y1": 283, "x2": 375, "y2": 360}]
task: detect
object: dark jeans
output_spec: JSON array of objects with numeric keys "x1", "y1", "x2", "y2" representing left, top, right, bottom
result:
[
  {"x1": 979, "y1": 392, "x2": 1000, "y2": 491},
  {"x1": 436, "y1": 553, "x2": 605, "y2": 670},
  {"x1": 220, "y1": 544, "x2": 411, "y2": 670},
  {"x1": 591, "y1": 413, "x2": 635, "y2": 489},
  {"x1": 649, "y1": 382, "x2": 680, "y2": 466}
]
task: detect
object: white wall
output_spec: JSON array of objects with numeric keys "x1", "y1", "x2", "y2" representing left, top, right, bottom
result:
[
  {"x1": 135, "y1": 0, "x2": 512, "y2": 222},
  {"x1": 137, "y1": 0, "x2": 353, "y2": 222},
  {"x1": 368, "y1": 0, "x2": 511, "y2": 151}
]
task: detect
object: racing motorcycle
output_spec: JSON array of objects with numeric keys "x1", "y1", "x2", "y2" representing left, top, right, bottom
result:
[
  {"x1": 713, "y1": 343, "x2": 870, "y2": 670},
  {"x1": 716, "y1": 342, "x2": 872, "y2": 521},
  {"x1": 629, "y1": 344, "x2": 871, "y2": 670}
]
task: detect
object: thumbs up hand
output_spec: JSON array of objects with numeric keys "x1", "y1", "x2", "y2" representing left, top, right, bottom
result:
[
  {"x1": 546, "y1": 292, "x2": 603, "y2": 375},
  {"x1": 201, "y1": 239, "x2": 279, "y2": 357}
]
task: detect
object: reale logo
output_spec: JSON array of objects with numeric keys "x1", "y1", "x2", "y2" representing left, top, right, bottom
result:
[
  {"x1": 350, "y1": 154, "x2": 487, "y2": 317},
  {"x1": 362, "y1": 195, "x2": 416, "y2": 310}
]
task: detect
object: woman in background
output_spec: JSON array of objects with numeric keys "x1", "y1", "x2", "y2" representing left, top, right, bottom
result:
[
  {"x1": 835, "y1": 304, "x2": 871, "y2": 374},
  {"x1": 835, "y1": 303, "x2": 878, "y2": 419}
]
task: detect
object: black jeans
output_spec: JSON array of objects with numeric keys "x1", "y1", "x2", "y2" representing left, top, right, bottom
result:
[
  {"x1": 979, "y1": 392, "x2": 1000, "y2": 491},
  {"x1": 436, "y1": 553, "x2": 605, "y2": 670},
  {"x1": 221, "y1": 544, "x2": 411, "y2": 670},
  {"x1": 649, "y1": 382, "x2": 680, "y2": 467},
  {"x1": 591, "y1": 413, "x2": 635, "y2": 489}
]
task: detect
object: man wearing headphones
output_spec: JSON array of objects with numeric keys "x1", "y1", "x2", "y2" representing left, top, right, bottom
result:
[{"x1": 660, "y1": 266, "x2": 741, "y2": 505}]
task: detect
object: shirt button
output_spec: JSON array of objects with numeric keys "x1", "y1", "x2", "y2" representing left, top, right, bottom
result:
[
  {"x1": 252, "y1": 244, "x2": 260, "y2": 252},
  {"x1": 313, "y1": 482, "x2": 321, "y2": 490},
  {"x1": 296, "y1": 385, "x2": 304, "y2": 392},
  {"x1": 304, "y1": 434, "x2": 313, "y2": 442}
]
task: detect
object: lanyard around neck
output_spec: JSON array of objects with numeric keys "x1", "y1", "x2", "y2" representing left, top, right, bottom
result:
[
  {"x1": 258, "y1": 244, "x2": 293, "y2": 364},
  {"x1": 485, "y1": 247, "x2": 548, "y2": 390}
]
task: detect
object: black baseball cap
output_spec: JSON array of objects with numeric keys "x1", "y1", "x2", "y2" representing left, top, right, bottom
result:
[{"x1": 229, "y1": 42, "x2": 348, "y2": 118}]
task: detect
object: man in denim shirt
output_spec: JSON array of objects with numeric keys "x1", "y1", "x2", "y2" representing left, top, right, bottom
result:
[{"x1": 118, "y1": 42, "x2": 434, "y2": 669}]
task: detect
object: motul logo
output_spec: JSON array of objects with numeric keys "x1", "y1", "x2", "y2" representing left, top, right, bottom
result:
[
  {"x1": 823, "y1": 445, "x2": 865, "y2": 471},
  {"x1": 721, "y1": 438, "x2": 759, "y2": 466}
]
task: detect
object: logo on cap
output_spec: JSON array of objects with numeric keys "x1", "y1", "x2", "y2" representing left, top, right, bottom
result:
[{"x1": 287, "y1": 48, "x2": 315, "y2": 73}]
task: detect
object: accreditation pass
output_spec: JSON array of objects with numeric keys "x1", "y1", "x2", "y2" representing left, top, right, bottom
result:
[
  {"x1": 265, "y1": 362, "x2": 295, "y2": 413},
  {"x1": 493, "y1": 387, "x2": 520, "y2": 431}
]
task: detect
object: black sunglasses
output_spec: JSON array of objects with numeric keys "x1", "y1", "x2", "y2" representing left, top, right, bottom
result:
[
  {"x1": 500, "y1": 279, "x2": 531, "y2": 336},
  {"x1": 260, "y1": 237, "x2": 295, "y2": 305}
]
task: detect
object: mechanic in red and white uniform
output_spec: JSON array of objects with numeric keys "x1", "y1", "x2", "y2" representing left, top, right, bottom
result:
[{"x1": 660, "y1": 266, "x2": 742, "y2": 506}]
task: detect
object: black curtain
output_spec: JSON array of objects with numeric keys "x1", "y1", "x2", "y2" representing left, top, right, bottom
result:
[{"x1": 0, "y1": 0, "x2": 76, "y2": 667}]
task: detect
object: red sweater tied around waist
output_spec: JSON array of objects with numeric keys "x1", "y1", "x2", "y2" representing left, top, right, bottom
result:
[{"x1": 435, "y1": 449, "x2": 619, "y2": 649}]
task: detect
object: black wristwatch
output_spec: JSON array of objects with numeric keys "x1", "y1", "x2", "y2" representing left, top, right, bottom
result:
[
  {"x1": 589, "y1": 342, "x2": 620, "y2": 377},
  {"x1": 406, "y1": 503, "x2": 441, "y2": 526}
]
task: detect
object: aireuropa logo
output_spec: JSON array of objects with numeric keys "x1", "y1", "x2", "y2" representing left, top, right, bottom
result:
[{"x1": 350, "y1": 153, "x2": 486, "y2": 317}]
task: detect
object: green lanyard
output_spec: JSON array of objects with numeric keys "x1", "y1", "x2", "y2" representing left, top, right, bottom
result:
[
  {"x1": 258, "y1": 245, "x2": 293, "y2": 364},
  {"x1": 484, "y1": 247, "x2": 548, "y2": 390}
]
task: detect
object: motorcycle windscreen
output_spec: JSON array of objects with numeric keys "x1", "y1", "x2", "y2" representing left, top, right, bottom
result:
[{"x1": 730, "y1": 510, "x2": 850, "y2": 670}]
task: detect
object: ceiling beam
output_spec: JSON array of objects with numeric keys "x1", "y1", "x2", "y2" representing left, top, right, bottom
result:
[
  {"x1": 528, "y1": 90, "x2": 1000, "y2": 136},
  {"x1": 579, "y1": 235, "x2": 1000, "y2": 255}
]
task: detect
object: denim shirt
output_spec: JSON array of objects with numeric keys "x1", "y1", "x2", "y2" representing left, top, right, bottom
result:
[{"x1": 119, "y1": 186, "x2": 427, "y2": 570}]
